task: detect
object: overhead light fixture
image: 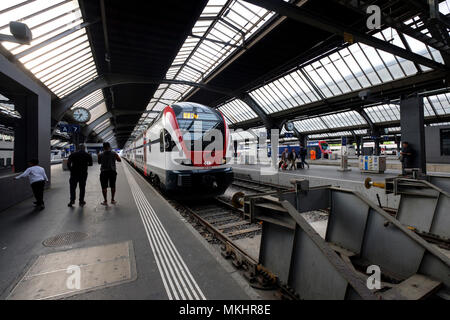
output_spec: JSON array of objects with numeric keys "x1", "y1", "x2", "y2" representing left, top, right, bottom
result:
[{"x1": 0, "y1": 21, "x2": 32, "y2": 44}]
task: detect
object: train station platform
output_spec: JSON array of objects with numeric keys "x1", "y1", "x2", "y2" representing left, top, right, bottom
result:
[
  {"x1": 306, "y1": 158, "x2": 450, "y2": 173},
  {"x1": 0, "y1": 162, "x2": 256, "y2": 300},
  {"x1": 231, "y1": 163, "x2": 450, "y2": 209}
]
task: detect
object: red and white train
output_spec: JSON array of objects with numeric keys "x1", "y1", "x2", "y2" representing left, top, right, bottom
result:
[{"x1": 123, "y1": 102, "x2": 234, "y2": 197}]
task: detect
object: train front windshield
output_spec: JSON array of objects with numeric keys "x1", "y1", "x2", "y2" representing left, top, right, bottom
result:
[
  {"x1": 321, "y1": 143, "x2": 329, "y2": 151},
  {"x1": 172, "y1": 105, "x2": 225, "y2": 151}
]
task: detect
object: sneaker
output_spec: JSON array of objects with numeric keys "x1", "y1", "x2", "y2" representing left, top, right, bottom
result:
[
  {"x1": 79, "y1": 201, "x2": 86, "y2": 207},
  {"x1": 111, "y1": 200, "x2": 117, "y2": 205},
  {"x1": 101, "y1": 201, "x2": 108, "y2": 206},
  {"x1": 68, "y1": 201, "x2": 75, "y2": 207}
]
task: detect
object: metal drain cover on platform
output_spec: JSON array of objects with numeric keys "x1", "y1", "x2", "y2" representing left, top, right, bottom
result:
[{"x1": 42, "y1": 232, "x2": 89, "y2": 247}]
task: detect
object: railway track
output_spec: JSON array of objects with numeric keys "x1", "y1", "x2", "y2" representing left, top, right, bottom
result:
[
  {"x1": 162, "y1": 176, "x2": 295, "y2": 291},
  {"x1": 229, "y1": 176, "x2": 290, "y2": 194}
]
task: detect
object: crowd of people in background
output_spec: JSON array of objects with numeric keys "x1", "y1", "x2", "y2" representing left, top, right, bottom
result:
[{"x1": 278, "y1": 145, "x2": 309, "y2": 171}]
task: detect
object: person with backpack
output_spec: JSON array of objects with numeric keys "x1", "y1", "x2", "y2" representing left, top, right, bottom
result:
[
  {"x1": 14, "y1": 159, "x2": 48, "y2": 210},
  {"x1": 98, "y1": 142, "x2": 121, "y2": 205}
]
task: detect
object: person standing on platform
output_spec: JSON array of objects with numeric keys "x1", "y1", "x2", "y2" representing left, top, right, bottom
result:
[
  {"x1": 288, "y1": 149, "x2": 297, "y2": 170},
  {"x1": 299, "y1": 145, "x2": 309, "y2": 169},
  {"x1": 14, "y1": 159, "x2": 48, "y2": 210},
  {"x1": 279, "y1": 148, "x2": 289, "y2": 170},
  {"x1": 400, "y1": 141, "x2": 414, "y2": 175},
  {"x1": 67, "y1": 144, "x2": 93, "y2": 207},
  {"x1": 98, "y1": 142, "x2": 121, "y2": 205}
]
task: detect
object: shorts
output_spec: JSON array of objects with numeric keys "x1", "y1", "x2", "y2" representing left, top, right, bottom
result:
[{"x1": 100, "y1": 171, "x2": 117, "y2": 189}]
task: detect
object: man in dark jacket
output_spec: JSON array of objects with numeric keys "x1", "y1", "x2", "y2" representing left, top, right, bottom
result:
[
  {"x1": 299, "y1": 145, "x2": 309, "y2": 169},
  {"x1": 400, "y1": 141, "x2": 414, "y2": 175},
  {"x1": 98, "y1": 142, "x2": 121, "y2": 205},
  {"x1": 67, "y1": 144, "x2": 93, "y2": 207}
]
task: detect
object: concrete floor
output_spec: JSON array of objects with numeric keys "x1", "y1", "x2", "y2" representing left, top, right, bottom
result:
[{"x1": 0, "y1": 162, "x2": 256, "y2": 300}]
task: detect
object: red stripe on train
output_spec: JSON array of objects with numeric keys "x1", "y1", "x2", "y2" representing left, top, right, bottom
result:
[{"x1": 163, "y1": 106, "x2": 225, "y2": 167}]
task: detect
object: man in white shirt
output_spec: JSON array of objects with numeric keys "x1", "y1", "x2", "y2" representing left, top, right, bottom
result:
[{"x1": 15, "y1": 159, "x2": 48, "y2": 209}]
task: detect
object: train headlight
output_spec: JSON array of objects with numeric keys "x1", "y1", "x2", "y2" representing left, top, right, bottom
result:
[{"x1": 179, "y1": 158, "x2": 192, "y2": 165}]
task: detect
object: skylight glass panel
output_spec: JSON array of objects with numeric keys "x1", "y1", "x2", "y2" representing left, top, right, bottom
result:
[
  {"x1": 93, "y1": 119, "x2": 110, "y2": 134},
  {"x1": 440, "y1": 1, "x2": 450, "y2": 14},
  {"x1": 423, "y1": 97, "x2": 436, "y2": 117},
  {"x1": 133, "y1": 0, "x2": 284, "y2": 140},
  {"x1": 293, "y1": 117, "x2": 328, "y2": 132},
  {"x1": 428, "y1": 93, "x2": 450, "y2": 115},
  {"x1": 364, "y1": 104, "x2": 400, "y2": 123},
  {"x1": 71, "y1": 90, "x2": 104, "y2": 110},
  {"x1": 230, "y1": 130, "x2": 256, "y2": 142},
  {"x1": 353, "y1": 129, "x2": 368, "y2": 135},
  {"x1": 249, "y1": 69, "x2": 320, "y2": 114},
  {"x1": 101, "y1": 130, "x2": 114, "y2": 140},
  {"x1": 321, "y1": 111, "x2": 366, "y2": 128},
  {"x1": 246, "y1": 28, "x2": 423, "y2": 118},
  {"x1": 218, "y1": 99, "x2": 257, "y2": 124},
  {"x1": 402, "y1": 15, "x2": 445, "y2": 68},
  {"x1": 87, "y1": 102, "x2": 107, "y2": 125},
  {"x1": 0, "y1": 0, "x2": 99, "y2": 98},
  {"x1": 309, "y1": 131, "x2": 353, "y2": 139},
  {"x1": 430, "y1": 122, "x2": 450, "y2": 126}
]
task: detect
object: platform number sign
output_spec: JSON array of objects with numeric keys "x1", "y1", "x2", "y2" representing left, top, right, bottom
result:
[{"x1": 59, "y1": 124, "x2": 80, "y2": 134}]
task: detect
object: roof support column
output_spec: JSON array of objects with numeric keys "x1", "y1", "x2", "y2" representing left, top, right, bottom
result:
[
  {"x1": 356, "y1": 108, "x2": 381, "y2": 155},
  {"x1": 400, "y1": 95, "x2": 426, "y2": 174}
]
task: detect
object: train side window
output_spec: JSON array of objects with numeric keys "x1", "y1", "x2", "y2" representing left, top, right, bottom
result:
[
  {"x1": 163, "y1": 129, "x2": 176, "y2": 152},
  {"x1": 160, "y1": 130, "x2": 164, "y2": 152},
  {"x1": 148, "y1": 140, "x2": 151, "y2": 153},
  {"x1": 441, "y1": 129, "x2": 450, "y2": 156}
]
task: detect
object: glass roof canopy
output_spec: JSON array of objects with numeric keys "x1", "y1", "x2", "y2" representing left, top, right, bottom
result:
[
  {"x1": 1, "y1": 0, "x2": 99, "y2": 99},
  {"x1": 129, "y1": 0, "x2": 284, "y2": 142},
  {"x1": 248, "y1": 26, "x2": 442, "y2": 115},
  {"x1": 1, "y1": 1, "x2": 448, "y2": 146},
  {"x1": 127, "y1": 1, "x2": 448, "y2": 148},
  {"x1": 215, "y1": 5, "x2": 449, "y2": 138}
]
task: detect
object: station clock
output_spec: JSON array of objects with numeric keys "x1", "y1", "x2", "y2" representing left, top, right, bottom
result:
[
  {"x1": 71, "y1": 107, "x2": 91, "y2": 124},
  {"x1": 284, "y1": 121, "x2": 294, "y2": 132}
]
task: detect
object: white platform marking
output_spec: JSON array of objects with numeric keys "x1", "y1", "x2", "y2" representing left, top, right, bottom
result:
[{"x1": 123, "y1": 163, "x2": 206, "y2": 300}]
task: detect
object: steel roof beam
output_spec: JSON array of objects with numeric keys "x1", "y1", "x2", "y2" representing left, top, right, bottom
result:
[
  {"x1": 81, "y1": 111, "x2": 112, "y2": 136},
  {"x1": 242, "y1": 0, "x2": 447, "y2": 71},
  {"x1": 240, "y1": 93, "x2": 277, "y2": 129},
  {"x1": 230, "y1": 70, "x2": 448, "y2": 130},
  {"x1": 51, "y1": 73, "x2": 236, "y2": 131},
  {"x1": 332, "y1": 0, "x2": 450, "y2": 57}
]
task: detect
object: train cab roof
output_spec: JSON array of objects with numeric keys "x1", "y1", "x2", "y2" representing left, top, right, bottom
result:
[{"x1": 171, "y1": 102, "x2": 213, "y2": 112}]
